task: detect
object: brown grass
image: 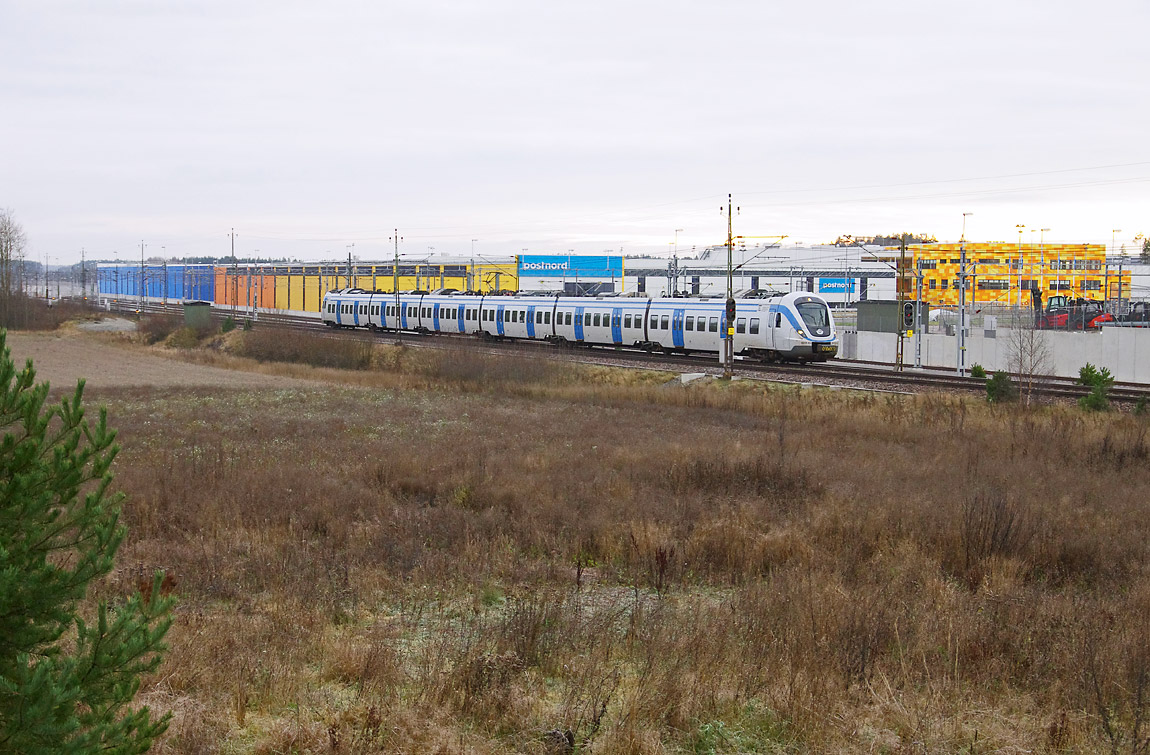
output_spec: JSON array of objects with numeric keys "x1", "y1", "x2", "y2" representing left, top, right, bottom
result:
[{"x1": 76, "y1": 336, "x2": 1150, "y2": 752}]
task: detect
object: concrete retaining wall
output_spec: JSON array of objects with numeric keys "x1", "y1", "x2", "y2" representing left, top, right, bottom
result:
[{"x1": 842, "y1": 327, "x2": 1150, "y2": 382}]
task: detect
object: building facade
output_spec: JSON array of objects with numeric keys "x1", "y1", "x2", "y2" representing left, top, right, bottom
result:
[{"x1": 908, "y1": 242, "x2": 1131, "y2": 306}]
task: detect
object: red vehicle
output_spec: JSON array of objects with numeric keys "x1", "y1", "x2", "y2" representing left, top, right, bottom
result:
[{"x1": 1030, "y1": 291, "x2": 1114, "y2": 330}]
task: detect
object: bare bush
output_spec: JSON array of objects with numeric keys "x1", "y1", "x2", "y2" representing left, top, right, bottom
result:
[{"x1": 239, "y1": 327, "x2": 374, "y2": 369}]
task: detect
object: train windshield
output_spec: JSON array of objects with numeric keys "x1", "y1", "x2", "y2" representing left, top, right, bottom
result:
[{"x1": 797, "y1": 301, "x2": 830, "y2": 330}]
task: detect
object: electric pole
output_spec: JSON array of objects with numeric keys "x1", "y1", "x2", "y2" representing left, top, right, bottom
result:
[
  {"x1": 390, "y1": 230, "x2": 402, "y2": 331},
  {"x1": 722, "y1": 195, "x2": 737, "y2": 379},
  {"x1": 895, "y1": 236, "x2": 906, "y2": 371},
  {"x1": 347, "y1": 243, "x2": 355, "y2": 288},
  {"x1": 139, "y1": 240, "x2": 146, "y2": 314}
]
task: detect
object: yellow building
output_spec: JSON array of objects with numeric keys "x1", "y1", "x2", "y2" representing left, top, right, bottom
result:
[
  {"x1": 902, "y1": 242, "x2": 1131, "y2": 307},
  {"x1": 215, "y1": 262, "x2": 519, "y2": 313}
]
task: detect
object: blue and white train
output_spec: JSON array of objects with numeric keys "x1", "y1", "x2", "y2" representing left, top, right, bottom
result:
[{"x1": 320, "y1": 290, "x2": 838, "y2": 362}]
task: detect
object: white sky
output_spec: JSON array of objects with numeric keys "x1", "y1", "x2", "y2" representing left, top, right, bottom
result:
[{"x1": 2, "y1": 0, "x2": 1148, "y2": 264}]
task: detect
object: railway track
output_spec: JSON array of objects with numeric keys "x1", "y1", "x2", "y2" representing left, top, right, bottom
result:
[{"x1": 104, "y1": 299, "x2": 1150, "y2": 405}]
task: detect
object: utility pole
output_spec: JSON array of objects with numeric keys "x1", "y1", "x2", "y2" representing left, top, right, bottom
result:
[
  {"x1": 722, "y1": 195, "x2": 737, "y2": 379},
  {"x1": 914, "y1": 261, "x2": 923, "y2": 369},
  {"x1": 346, "y1": 243, "x2": 355, "y2": 288},
  {"x1": 80, "y1": 248, "x2": 86, "y2": 301}
]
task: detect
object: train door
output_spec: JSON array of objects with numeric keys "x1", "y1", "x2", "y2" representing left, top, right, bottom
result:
[
  {"x1": 574, "y1": 306, "x2": 585, "y2": 341},
  {"x1": 496, "y1": 305, "x2": 505, "y2": 336},
  {"x1": 456, "y1": 304, "x2": 465, "y2": 333},
  {"x1": 400, "y1": 299, "x2": 409, "y2": 330},
  {"x1": 611, "y1": 307, "x2": 622, "y2": 344},
  {"x1": 333, "y1": 298, "x2": 343, "y2": 326},
  {"x1": 351, "y1": 300, "x2": 360, "y2": 327},
  {"x1": 432, "y1": 302, "x2": 441, "y2": 331},
  {"x1": 672, "y1": 308, "x2": 685, "y2": 348},
  {"x1": 527, "y1": 305, "x2": 536, "y2": 338}
]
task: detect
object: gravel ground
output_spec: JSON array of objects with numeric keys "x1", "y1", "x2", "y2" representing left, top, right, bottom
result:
[{"x1": 4, "y1": 330, "x2": 316, "y2": 392}]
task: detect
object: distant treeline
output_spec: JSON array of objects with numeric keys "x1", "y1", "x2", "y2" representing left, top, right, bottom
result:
[{"x1": 834, "y1": 233, "x2": 938, "y2": 247}]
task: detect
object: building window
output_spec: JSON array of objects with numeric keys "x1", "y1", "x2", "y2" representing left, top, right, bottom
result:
[{"x1": 1084, "y1": 280, "x2": 1101, "y2": 290}]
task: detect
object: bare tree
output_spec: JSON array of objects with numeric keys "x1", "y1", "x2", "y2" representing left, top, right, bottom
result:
[
  {"x1": 1006, "y1": 311, "x2": 1052, "y2": 406},
  {"x1": 0, "y1": 208, "x2": 28, "y2": 326}
]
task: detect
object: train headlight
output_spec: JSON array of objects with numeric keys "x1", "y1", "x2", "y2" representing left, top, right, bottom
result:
[{"x1": 796, "y1": 329, "x2": 805, "y2": 338}]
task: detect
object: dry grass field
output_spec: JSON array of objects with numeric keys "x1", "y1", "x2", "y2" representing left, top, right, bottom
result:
[{"x1": 9, "y1": 325, "x2": 1150, "y2": 753}]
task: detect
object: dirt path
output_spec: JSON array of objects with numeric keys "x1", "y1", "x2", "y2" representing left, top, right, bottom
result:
[{"x1": 4, "y1": 330, "x2": 316, "y2": 392}]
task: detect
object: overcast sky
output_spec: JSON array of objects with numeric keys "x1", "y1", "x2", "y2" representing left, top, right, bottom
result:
[{"x1": 2, "y1": 0, "x2": 1147, "y2": 264}]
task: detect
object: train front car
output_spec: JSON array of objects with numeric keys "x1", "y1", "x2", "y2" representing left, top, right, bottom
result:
[{"x1": 764, "y1": 292, "x2": 838, "y2": 362}]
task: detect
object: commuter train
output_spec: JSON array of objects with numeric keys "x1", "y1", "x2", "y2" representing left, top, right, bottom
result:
[{"x1": 320, "y1": 290, "x2": 838, "y2": 363}]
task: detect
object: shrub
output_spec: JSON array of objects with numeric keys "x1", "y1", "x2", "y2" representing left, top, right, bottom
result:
[
  {"x1": 1078, "y1": 363, "x2": 1114, "y2": 412},
  {"x1": 138, "y1": 313, "x2": 180, "y2": 344},
  {"x1": 166, "y1": 327, "x2": 204, "y2": 349},
  {"x1": 986, "y1": 371, "x2": 1019, "y2": 403},
  {"x1": 220, "y1": 316, "x2": 236, "y2": 334},
  {"x1": 971, "y1": 364, "x2": 987, "y2": 379}
]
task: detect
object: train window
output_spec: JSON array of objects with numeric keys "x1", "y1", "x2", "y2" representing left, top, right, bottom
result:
[
  {"x1": 564, "y1": 312, "x2": 571, "y2": 325},
  {"x1": 544, "y1": 311, "x2": 551, "y2": 324},
  {"x1": 591, "y1": 313, "x2": 599, "y2": 327},
  {"x1": 650, "y1": 316, "x2": 657, "y2": 329},
  {"x1": 736, "y1": 318, "x2": 746, "y2": 334},
  {"x1": 584, "y1": 313, "x2": 591, "y2": 326},
  {"x1": 685, "y1": 316, "x2": 693, "y2": 331},
  {"x1": 709, "y1": 317, "x2": 719, "y2": 332},
  {"x1": 660, "y1": 315, "x2": 669, "y2": 329},
  {"x1": 775, "y1": 313, "x2": 781, "y2": 328},
  {"x1": 623, "y1": 314, "x2": 631, "y2": 328},
  {"x1": 749, "y1": 318, "x2": 759, "y2": 334}
]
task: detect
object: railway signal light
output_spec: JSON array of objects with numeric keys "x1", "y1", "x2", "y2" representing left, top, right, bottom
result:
[
  {"x1": 726, "y1": 297, "x2": 736, "y2": 325},
  {"x1": 902, "y1": 301, "x2": 915, "y2": 331}
]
